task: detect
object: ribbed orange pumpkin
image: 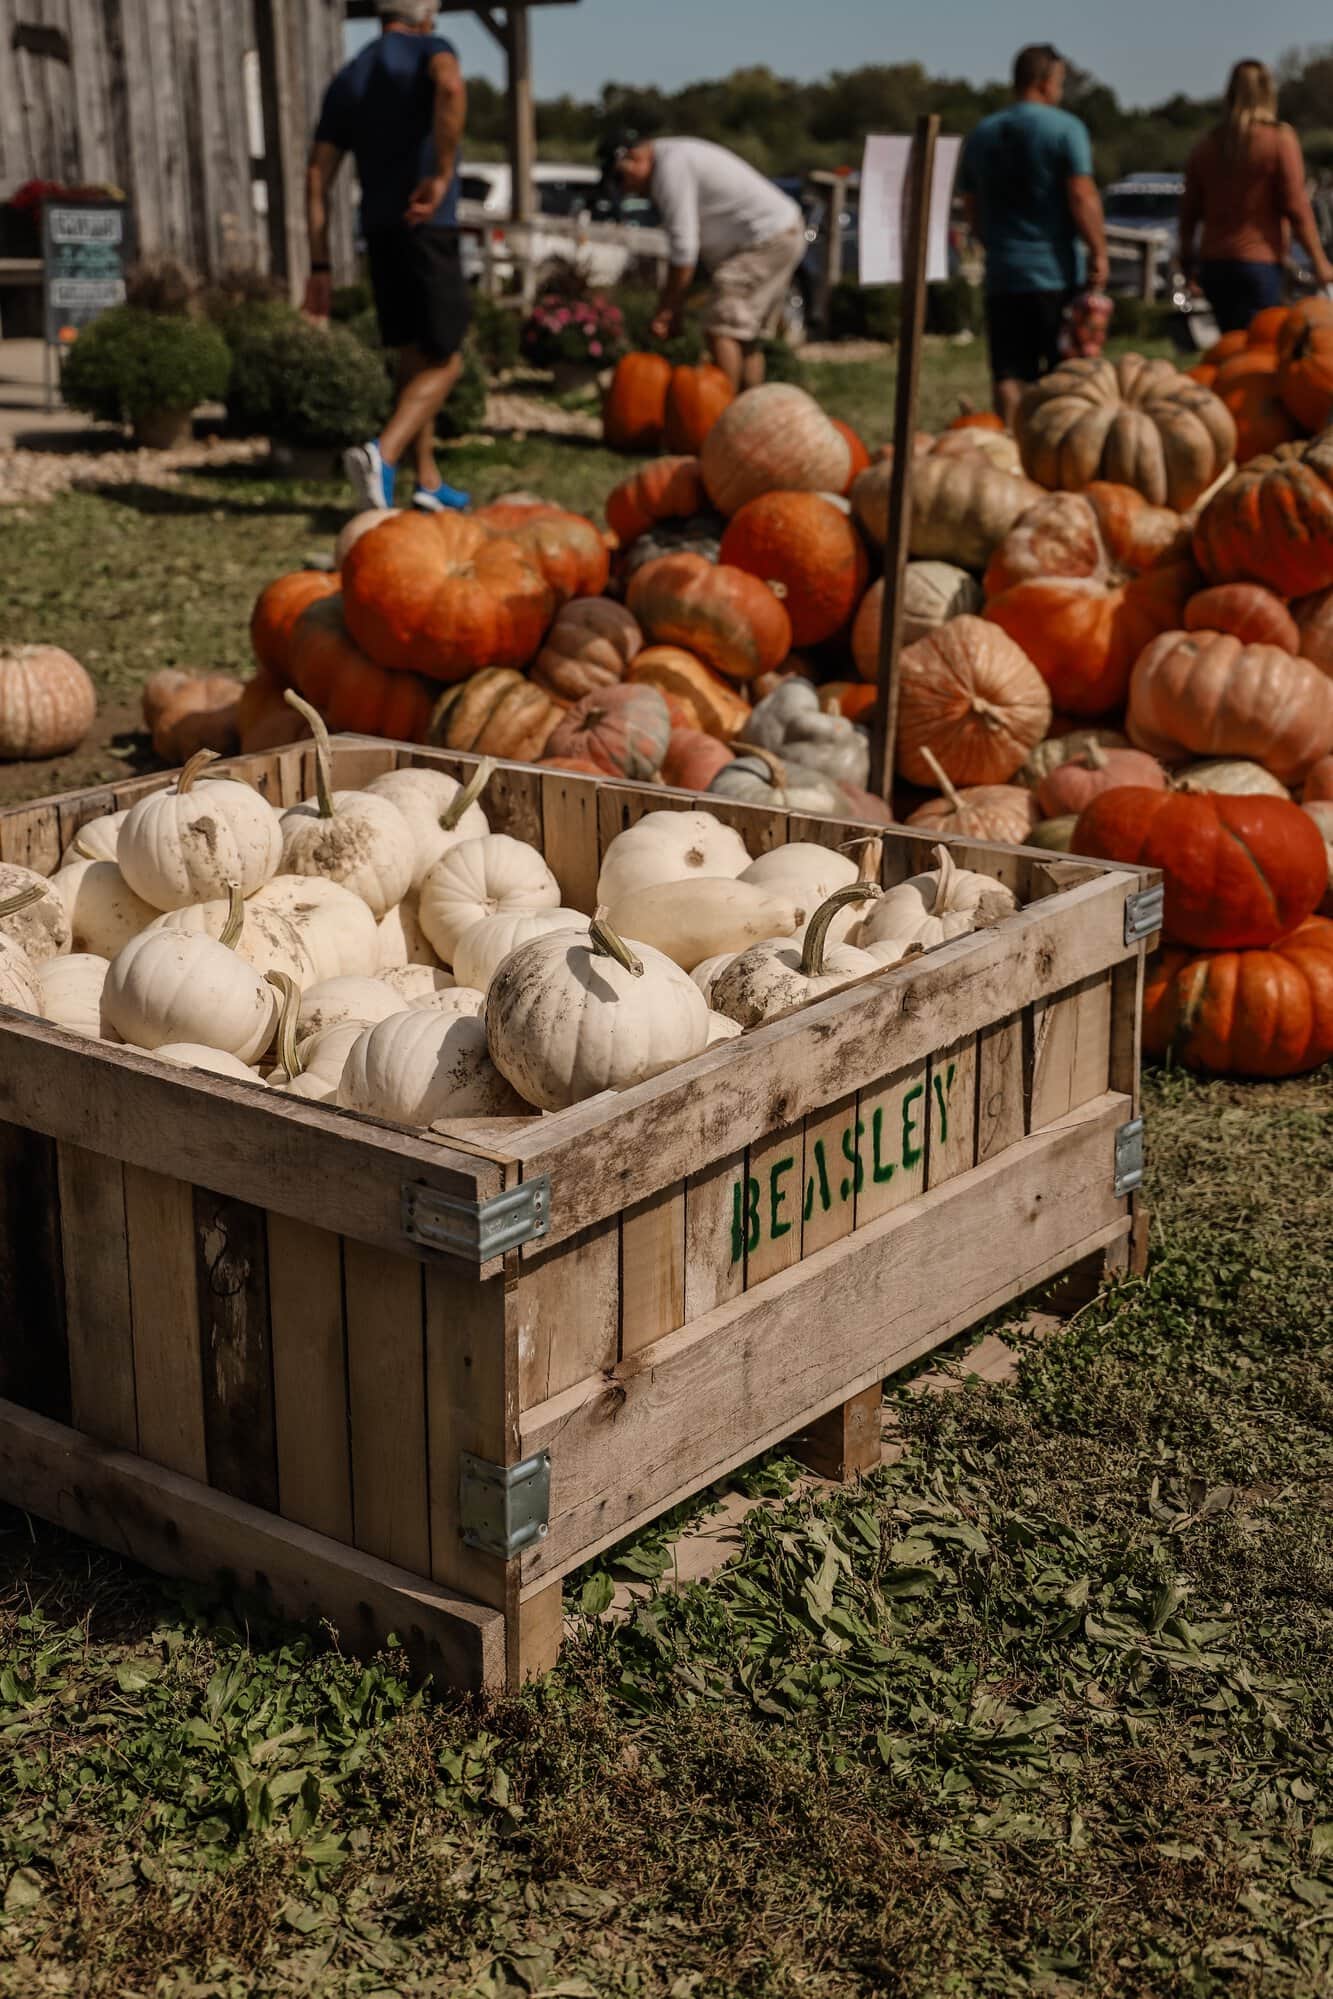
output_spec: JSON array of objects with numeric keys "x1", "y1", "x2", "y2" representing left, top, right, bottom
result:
[
  {"x1": 431, "y1": 666, "x2": 563, "y2": 761},
  {"x1": 473, "y1": 500, "x2": 610, "y2": 603},
  {"x1": 1277, "y1": 298, "x2": 1333, "y2": 430},
  {"x1": 1246, "y1": 304, "x2": 1291, "y2": 348},
  {"x1": 1304, "y1": 755, "x2": 1333, "y2": 801},
  {"x1": 700, "y1": 384, "x2": 852, "y2": 514},
  {"x1": 626, "y1": 645, "x2": 752, "y2": 739},
  {"x1": 1033, "y1": 740, "x2": 1167, "y2": 818},
  {"x1": 606, "y1": 456, "x2": 707, "y2": 546},
  {"x1": 664, "y1": 363, "x2": 736, "y2": 454},
  {"x1": 627, "y1": 552, "x2": 792, "y2": 682},
  {"x1": 286, "y1": 594, "x2": 436, "y2": 741},
  {"x1": 1127, "y1": 629, "x2": 1333, "y2": 785},
  {"x1": 1198, "y1": 329, "x2": 1250, "y2": 369},
  {"x1": 948, "y1": 407, "x2": 1006, "y2": 433},
  {"x1": 719, "y1": 491, "x2": 870, "y2": 648},
  {"x1": 538, "y1": 755, "x2": 605, "y2": 776},
  {"x1": 143, "y1": 670, "x2": 241, "y2": 762},
  {"x1": 1144, "y1": 918, "x2": 1333, "y2": 1077},
  {"x1": 531, "y1": 598, "x2": 641, "y2": 703},
  {"x1": 831, "y1": 420, "x2": 871, "y2": 494},
  {"x1": 661, "y1": 728, "x2": 735, "y2": 791},
  {"x1": 544, "y1": 682, "x2": 672, "y2": 780},
  {"x1": 907, "y1": 770, "x2": 1041, "y2": 844},
  {"x1": 820, "y1": 681, "x2": 878, "y2": 722},
  {"x1": 896, "y1": 615, "x2": 1053, "y2": 788},
  {"x1": 1213, "y1": 349, "x2": 1301, "y2": 463},
  {"x1": 1185, "y1": 584, "x2": 1298, "y2": 652},
  {"x1": 250, "y1": 570, "x2": 341, "y2": 683},
  {"x1": 602, "y1": 352, "x2": 671, "y2": 452},
  {"x1": 341, "y1": 512, "x2": 553, "y2": 682},
  {"x1": 0, "y1": 643, "x2": 97, "y2": 760},
  {"x1": 1194, "y1": 434, "x2": 1333, "y2": 597},
  {"x1": 1291, "y1": 586, "x2": 1333, "y2": 677}
]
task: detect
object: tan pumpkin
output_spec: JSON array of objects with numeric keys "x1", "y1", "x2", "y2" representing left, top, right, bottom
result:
[
  {"x1": 1173, "y1": 759, "x2": 1291, "y2": 799},
  {"x1": 895, "y1": 616, "x2": 1052, "y2": 789},
  {"x1": 1127, "y1": 631, "x2": 1333, "y2": 785},
  {"x1": 1291, "y1": 585, "x2": 1333, "y2": 678},
  {"x1": 700, "y1": 385, "x2": 852, "y2": 515},
  {"x1": 854, "y1": 453, "x2": 1042, "y2": 571},
  {"x1": 0, "y1": 644, "x2": 96, "y2": 761},
  {"x1": 430, "y1": 667, "x2": 563, "y2": 762},
  {"x1": 1017, "y1": 354, "x2": 1236, "y2": 511},
  {"x1": 626, "y1": 646, "x2": 752, "y2": 740},
  {"x1": 907, "y1": 752, "x2": 1043, "y2": 844},
  {"x1": 531, "y1": 599, "x2": 643, "y2": 703},
  {"x1": 1034, "y1": 740, "x2": 1167, "y2": 817},
  {"x1": 852, "y1": 566, "x2": 986, "y2": 683},
  {"x1": 142, "y1": 669, "x2": 242, "y2": 763},
  {"x1": 664, "y1": 362, "x2": 736, "y2": 454},
  {"x1": 543, "y1": 683, "x2": 672, "y2": 781}
]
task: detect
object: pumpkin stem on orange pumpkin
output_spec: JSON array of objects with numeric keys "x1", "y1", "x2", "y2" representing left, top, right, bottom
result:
[
  {"x1": 918, "y1": 745, "x2": 965, "y2": 813},
  {"x1": 0, "y1": 884, "x2": 48, "y2": 921},
  {"x1": 799, "y1": 882, "x2": 881, "y2": 979},
  {"x1": 219, "y1": 881, "x2": 246, "y2": 952},
  {"x1": 175, "y1": 747, "x2": 220, "y2": 795},
  {"x1": 264, "y1": 970, "x2": 303, "y2": 1082},
  {"x1": 284, "y1": 690, "x2": 336, "y2": 820},
  {"x1": 589, "y1": 904, "x2": 644, "y2": 978},
  {"x1": 440, "y1": 756, "x2": 496, "y2": 832}
]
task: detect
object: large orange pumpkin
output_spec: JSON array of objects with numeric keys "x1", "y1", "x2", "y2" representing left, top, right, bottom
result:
[
  {"x1": 627, "y1": 551, "x2": 792, "y2": 682},
  {"x1": 661, "y1": 728, "x2": 735, "y2": 792},
  {"x1": 543, "y1": 682, "x2": 672, "y2": 780},
  {"x1": 831, "y1": 420, "x2": 872, "y2": 494},
  {"x1": 820, "y1": 680, "x2": 878, "y2": 722},
  {"x1": 948, "y1": 405, "x2": 1006, "y2": 434},
  {"x1": 1073, "y1": 788, "x2": 1327, "y2": 948},
  {"x1": 1277, "y1": 299, "x2": 1333, "y2": 430},
  {"x1": 907, "y1": 766, "x2": 1042, "y2": 844},
  {"x1": 603, "y1": 352, "x2": 671, "y2": 452},
  {"x1": 664, "y1": 363, "x2": 736, "y2": 455},
  {"x1": 895, "y1": 615, "x2": 1052, "y2": 788},
  {"x1": 625, "y1": 645, "x2": 752, "y2": 739},
  {"x1": 1127, "y1": 629, "x2": 1333, "y2": 785},
  {"x1": 250, "y1": 570, "x2": 341, "y2": 683},
  {"x1": 1192, "y1": 434, "x2": 1333, "y2": 597},
  {"x1": 431, "y1": 666, "x2": 563, "y2": 762},
  {"x1": 1290, "y1": 586, "x2": 1333, "y2": 678},
  {"x1": 286, "y1": 594, "x2": 436, "y2": 742},
  {"x1": 473, "y1": 500, "x2": 610, "y2": 603},
  {"x1": 1143, "y1": 917, "x2": 1333, "y2": 1077},
  {"x1": 1213, "y1": 349, "x2": 1302, "y2": 463},
  {"x1": 983, "y1": 483, "x2": 1196, "y2": 717},
  {"x1": 1184, "y1": 584, "x2": 1298, "y2": 652},
  {"x1": 1246, "y1": 304, "x2": 1291, "y2": 349},
  {"x1": 605, "y1": 456, "x2": 707, "y2": 546},
  {"x1": 719, "y1": 491, "x2": 870, "y2": 648},
  {"x1": 237, "y1": 669, "x2": 312, "y2": 753},
  {"x1": 341, "y1": 512, "x2": 553, "y2": 682},
  {"x1": 700, "y1": 384, "x2": 851, "y2": 514}
]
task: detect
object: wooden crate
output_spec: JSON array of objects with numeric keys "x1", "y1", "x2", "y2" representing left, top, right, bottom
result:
[{"x1": 0, "y1": 737, "x2": 1158, "y2": 1689}]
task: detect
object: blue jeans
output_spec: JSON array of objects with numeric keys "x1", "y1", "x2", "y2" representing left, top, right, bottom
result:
[{"x1": 1200, "y1": 260, "x2": 1285, "y2": 335}]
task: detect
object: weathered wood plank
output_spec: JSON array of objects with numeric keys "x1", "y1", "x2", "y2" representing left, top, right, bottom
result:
[
  {"x1": 683, "y1": 1152, "x2": 747, "y2": 1322},
  {"x1": 424, "y1": 1261, "x2": 511, "y2": 1610},
  {"x1": 621, "y1": 1188, "x2": 685, "y2": 1352},
  {"x1": 926, "y1": 1036, "x2": 978, "y2": 1186},
  {"x1": 540, "y1": 773, "x2": 601, "y2": 914},
  {"x1": 855, "y1": 1064, "x2": 928, "y2": 1226},
  {"x1": 0, "y1": 1122, "x2": 68, "y2": 1422},
  {"x1": 57, "y1": 1143, "x2": 136, "y2": 1450},
  {"x1": 790, "y1": 1383, "x2": 883, "y2": 1480},
  {"x1": 516, "y1": 1218, "x2": 618, "y2": 1409},
  {"x1": 801, "y1": 1093, "x2": 860, "y2": 1257},
  {"x1": 0, "y1": 803, "x2": 61, "y2": 877},
  {"x1": 193, "y1": 1189, "x2": 278, "y2": 1511},
  {"x1": 123, "y1": 1164, "x2": 206, "y2": 1480},
  {"x1": 267, "y1": 1212, "x2": 352, "y2": 1544},
  {"x1": 345, "y1": 1243, "x2": 429, "y2": 1575},
  {"x1": 745, "y1": 1123, "x2": 804, "y2": 1288},
  {"x1": 976, "y1": 1014, "x2": 1026, "y2": 1164}
]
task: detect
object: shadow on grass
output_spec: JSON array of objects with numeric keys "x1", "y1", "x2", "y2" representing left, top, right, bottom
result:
[{"x1": 78, "y1": 471, "x2": 348, "y2": 533}]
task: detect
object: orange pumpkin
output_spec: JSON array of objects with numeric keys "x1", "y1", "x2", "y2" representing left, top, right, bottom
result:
[
  {"x1": 831, "y1": 420, "x2": 872, "y2": 494},
  {"x1": 664, "y1": 363, "x2": 736, "y2": 455},
  {"x1": 983, "y1": 483, "x2": 1197, "y2": 717},
  {"x1": 603, "y1": 352, "x2": 671, "y2": 452},
  {"x1": 543, "y1": 682, "x2": 672, "y2": 780},
  {"x1": 895, "y1": 615, "x2": 1052, "y2": 788},
  {"x1": 142, "y1": 670, "x2": 242, "y2": 763},
  {"x1": 700, "y1": 384, "x2": 851, "y2": 514},
  {"x1": 1277, "y1": 298, "x2": 1333, "y2": 430},
  {"x1": 1198, "y1": 329, "x2": 1250, "y2": 368},
  {"x1": 341, "y1": 512, "x2": 553, "y2": 682},
  {"x1": 1193, "y1": 434, "x2": 1333, "y2": 597},
  {"x1": 1127, "y1": 629, "x2": 1333, "y2": 786},
  {"x1": 1291, "y1": 586, "x2": 1333, "y2": 678},
  {"x1": 531, "y1": 598, "x2": 642, "y2": 703},
  {"x1": 948, "y1": 405, "x2": 1005, "y2": 433},
  {"x1": 661, "y1": 728, "x2": 735, "y2": 791},
  {"x1": 1184, "y1": 584, "x2": 1298, "y2": 652},
  {"x1": 237, "y1": 669, "x2": 312, "y2": 753},
  {"x1": 719, "y1": 491, "x2": 870, "y2": 648},
  {"x1": 287, "y1": 594, "x2": 436, "y2": 742},
  {"x1": 606, "y1": 456, "x2": 707, "y2": 546},
  {"x1": 1033, "y1": 741, "x2": 1167, "y2": 818},
  {"x1": 907, "y1": 760, "x2": 1042, "y2": 844},
  {"x1": 626, "y1": 645, "x2": 752, "y2": 739},
  {"x1": 473, "y1": 499, "x2": 610, "y2": 604},
  {"x1": 538, "y1": 755, "x2": 605, "y2": 777},
  {"x1": 431, "y1": 666, "x2": 563, "y2": 762},
  {"x1": 1303, "y1": 754, "x2": 1333, "y2": 801},
  {"x1": 627, "y1": 552, "x2": 792, "y2": 682},
  {"x1": 1213, "y1": 349, "x2": 1301, "y2": 463},
  {"x1": 1246, "y1": 304, "x2": 1291, "y2": 348},
  {"x1": 1143, "y1": 917, "x2": 1333, "y2": 1077},
  {"x1": 250, "y1": 570, "x2": 341, "y2": 683},
  {"x1": 820, "y1": 681, "x2": 878, "y2": 723}
]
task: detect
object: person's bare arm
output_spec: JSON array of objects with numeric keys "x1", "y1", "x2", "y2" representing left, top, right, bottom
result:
[
  {"x1": 1279, "y1": 127, "x2": 1333, "y2": 286},
  {"x1": 304, "y1": 140, "x2": 344, "y2": 321},
  {"x1": 405, "y1": 49, "x2": 466, "y2": 226},
  {"x1": 653, "y1": 264, "x2": 696, "y2": 340},
  {"x1": 1067, "y1": 174, "x2": 1108, "y2": 291}
]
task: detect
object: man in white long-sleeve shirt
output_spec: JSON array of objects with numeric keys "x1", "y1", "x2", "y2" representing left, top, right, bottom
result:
[{"x1": 611, "y1": 135, "x2": 806, "y2": 389}]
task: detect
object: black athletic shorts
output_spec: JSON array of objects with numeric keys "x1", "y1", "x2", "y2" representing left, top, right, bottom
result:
[
  {"x1": 985, "y1": 288, "x2": 1072, "y2": 384},
  {"x1": 365, "y1": 225, "x2": 471, "y2": 359}
]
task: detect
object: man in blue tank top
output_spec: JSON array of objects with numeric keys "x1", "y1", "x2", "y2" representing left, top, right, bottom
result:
[
  {"x1": 306, "y1": 0, "x2": 470, "y2": 512},
  {"x1": 959, "y1": 45, "x2": 1108, "y2": 428}
]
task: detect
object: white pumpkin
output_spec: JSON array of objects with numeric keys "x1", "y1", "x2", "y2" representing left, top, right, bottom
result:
[
  {"x1": 901, "y1": 560, "x2": 984, "y2": 646},
  {"x1": 142, "y1": 896, "x2": 317, "y2": 988},
  {"x1": 859, "y1": 846, "x2": 1017, "y2": 960},
  {"x1": 118, "y1": 751, "x2": 283, "y2": 912},
  {"x1": 0, "y1": 886, "x2": 44, "y2": 1013},
  {"x1": 739, "y1": 842, "x2": 859, "y2": 926},
  {"x1": 251, "y1": 875, "x2": 380, "y2": 980},
  {"x1": 597, "y1": 809, "x2": 752, "y2": 906},
  {"x1": 375, "y1": 891, "x2": 441, "y2": 970},
  {"x1": 153, "y1": 1043, "x2": 264, "y2": 1082},
  {"x1": 102, "y1": 884, "x2": 278, "y2": 1060},
  {"x1": 50, "y1": 858, "x2": 155, "y2": 960},
  {"x1": 297, "y1": 974, "x2": 405, "y2": 1040},
  {"x1": 409, "y1": 985, "x2": 485, "y2": 1017},
  {"x1": 706, "y1": 1010, "x2": 742, "y2": 1045},
  {"x1": 712, "y1": 885, "x2": 883, "y2": 1028},
  {"x1": 486, "y1": 910, "x2": 710, "y2": 1111},
  {"x1": 1174, "y1": 759, "x2": 1292, "y2": 800},
  {"x1": 278, "y1": 1020, "x2": 366, "y2": 1102},
  {"x1": 278, "y1": 696, "x2": 414, "y2": 920},
  {"x1": 0, "y1": 864, "x2": 70, "y2": 964},
  {"x1": 61, "y1": 808, "x2": 128, "y2": 866},
  {"x1": 691, "y1": 951, "x2": 735, "y2": 1005},
  {"x1": 37, "y1": 953, "x2": 116, "y2": 1040},
  {"x1": 381, "y1": 963, "x2": 456, "y2": 1002},
  {"x1": 338, "y1": 1007, "x2": 526, "y2": 1126},
  {"x1": 418, "y1": 834, "x2": 561, "y2": 965},
  {"x1": 452, "y1": 908, "x2": 590, "y2": 992},
  {"x1": 606, "y1": 878, "x2": 799, "y2": 973},
  {"x1": 365, "y1": 759, "x2": 494, "y2": 891}
]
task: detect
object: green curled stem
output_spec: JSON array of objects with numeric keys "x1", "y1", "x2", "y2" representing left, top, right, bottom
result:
[
  {"x1": 177, "y1": 748, "x2": 220, "y2": 794},
  {"x1": 441, "y1": 756, "x2": 495, "y2": 831},
  {"x1": 590, "y1": 904, "x2": 643, "y2": 977},
  {"x1": 800, "y1": 882, "x2": 881, "y2": 980},
  {"x1": 284, "y1": 690, "x2": 335, "y2": 819},
  {"x1": 265, "y1": 971, "x2": 302, "y2": 1080},
  {"x1": 219, "y1": 882, "x2": 245, "y2": 952}
]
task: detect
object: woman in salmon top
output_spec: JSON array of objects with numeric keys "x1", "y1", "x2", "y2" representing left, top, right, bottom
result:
[{"x1": 1180, "y1": 60, "x2": 1333, "y2": 332}]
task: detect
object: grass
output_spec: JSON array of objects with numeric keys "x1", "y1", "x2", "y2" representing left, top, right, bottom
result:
[{"x1": 0, "y1": 1065, "x2": 1330, "y2": 1997}]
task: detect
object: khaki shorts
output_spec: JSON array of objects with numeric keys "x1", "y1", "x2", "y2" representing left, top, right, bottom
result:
[{"x1": 707, "y1": 226, "x2": 806, "y2": 342}]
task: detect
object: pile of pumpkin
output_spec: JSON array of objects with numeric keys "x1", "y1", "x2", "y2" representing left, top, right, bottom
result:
[
  {"x1": 0, "y1": 691, "x2": 1025, "y2": 1119},
  {"x1": 1186, "y1": 295, "x2": 1333, "y2": 464}
]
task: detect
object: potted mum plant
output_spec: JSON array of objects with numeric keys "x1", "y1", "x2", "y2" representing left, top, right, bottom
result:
[
  {"x1": 521, "y1": 288, "x2": 626, "y2": 395},
  {"x1": 60, "y1": 304, "x2": 231, "y2": 449}
]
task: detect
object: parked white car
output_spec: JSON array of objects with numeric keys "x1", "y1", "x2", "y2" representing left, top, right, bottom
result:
[{"x1": 456, "y1": 161, "x2": 666, "y2": 289}]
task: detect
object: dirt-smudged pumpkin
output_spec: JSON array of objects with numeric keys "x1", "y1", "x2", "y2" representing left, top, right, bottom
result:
[
  {"x1": 1073, "y1": 789, "x2": 1328, "y2": 948},
  {"x1": 1016, "y1": 354, "x2": 1236, "y2": 511},
  {"x1": 1143, "y1": 917, "x2": 1333, "y2": 1077},
  {"x1": 720, "y1": 490, "x2": 870, "y2": 648},
  {"x1": 602, "y1": 351, "x2": 671, "y2": 452},
  {"x1": 1127, "y1": 629, "x2": 1333, "y2": 786},
  {"x1": 664, "y1": 363, "x2": 735, "y2": 455},
  {"x1": 700, "y1": 383, "x2": 851, "y2": 514},
  {"x1": 1184, "y1": 583, "x2": 1298, "y2": 652},
  {"x1": 605, "y1": 456, "x2": 707, "y2": 546},
  {"x1": 895, "y1": 615, "x2": 1052, "y2": 788},
  {"x1": 430, "y1": 666, "x2": 563, "y2": 762},
  {"x1": 287, "y1": 594, "x2": 436, "y2": 742},
  {"x1": 1192, "y1": 433, "x2": 1333, "y2": 597},
  {"x1": 626, "y1": 645, "x2": 752, "y2": 739},
  {"x1": 341, "y1": 512, "x2": 553, "y2": 682},
  {"x1": 544, "y1": 682, "x2": 672, "y2": 780},
  {"x1": 251, "y1": 570, "x2": 341, "y2": 684},
  {"x1": 627, "y1": 551, "x2": 792, "y2": 682},
  {"x1": 473, "y1": 499, "x2": 610, "y2": 603}
]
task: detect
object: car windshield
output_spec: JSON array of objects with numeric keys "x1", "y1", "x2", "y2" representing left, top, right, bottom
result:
[
  {"x1": 537, "y1": 181, "x2": 596, "y2": 218},
  {"x1": 459, "y1": 176, "x2": 495, "y2": 204},
  {"x1": 1105, "y1": 193, "x2": 1180, "y2": 225}
]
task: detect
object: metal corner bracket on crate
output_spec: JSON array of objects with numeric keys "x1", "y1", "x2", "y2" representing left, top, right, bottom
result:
[
  {"x1": 459, "y1": 1450, "x2": 551, "y2": 1558},
  {"x1": 1114, "y1": 1118, "x2": 1145, "y2": 1198},
  {"x1": 1123, "y1": 884, "x2": 1164, "y2": 945},
  {"x1": 401, "y1": 1176, "x2": 550, "y2": 1259}
]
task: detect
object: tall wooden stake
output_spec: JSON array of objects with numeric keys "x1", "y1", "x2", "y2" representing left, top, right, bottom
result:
[{"x1": 868, "y1": 113, "x2": 940, "y2": 802}]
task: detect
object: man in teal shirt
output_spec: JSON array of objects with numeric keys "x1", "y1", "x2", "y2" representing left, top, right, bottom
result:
[{"x1": 960, "y1": 45, "x2": 1108, "y2": 426}]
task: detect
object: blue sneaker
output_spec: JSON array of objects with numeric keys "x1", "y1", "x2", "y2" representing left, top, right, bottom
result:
[
  {"x1": 412, "y1": 479, "x2": 471, "y2": 513},
  {"x1": 344, "y1": 438, "x2": 395, "y2": 511}
]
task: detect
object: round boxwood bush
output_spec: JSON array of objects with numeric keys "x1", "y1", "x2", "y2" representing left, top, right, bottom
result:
[
  {"x1": 227, "y1": 318, "x2": 391, "y2": 449},
  {"x1": 61, "y1": 306, "x2": 231, "y2": 426}
]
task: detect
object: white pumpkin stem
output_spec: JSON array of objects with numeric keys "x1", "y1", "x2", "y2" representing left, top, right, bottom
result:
[
  {"x1": 590, "y1": 903, "x2": 643, "y2": 978},
  {"x1": 284, "y1": 690, "x2": 336, "y2": 819},
  {"x1": 176, "y1": 748, "x2": 220, "y2": 795},
  {"x1": 929, "y1": 844, "x2": 959, "y2": 916},
  {"x1": 441, "y1": 756, "x2": 496, "y2": 831},
  {"x1": 800, "y1": 882, "x2": 881, "y2": 980},
  {"x1": 918, "y1": 745, "x2": 964, "y2": 813},
  {"x1": 265, "y1": 971, "x2": 302, "y2": 1081},
  {"x1": 71, "y1": 834, "x2": 97, "y2": 861},
  {"x1": 219, "y1": 882, "x2": 245, "y2": 951},
  {"x1": 0, "y1": 884, "x2": 47, "y2": 920},
  {"x1": 838, "y1": 834, "x2": 884, "y2": 886}
]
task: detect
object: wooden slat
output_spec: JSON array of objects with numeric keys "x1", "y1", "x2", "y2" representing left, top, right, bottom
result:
[
  {"x1": 516, "y1": 1219, "x2": 619, "y2": 1408},
  {"x1": 0, "y1": 1399, "x2": 503, "y2": 1690},
  {"x1": 193, "y1": 1190, "x2": 278, "y2": 1511},
  {"x1": 520, "y1": 1091, "x2": 1132, "y2": 1585},
  {"x1": 621, "y1": 1188, "x2": 685, "y2": 1353},
  {"x1": 123, "y1": 1164, "x2": 206, "y2": 1480},
  {"x1": 976, "y1": 1014, "x2": 1026, "y2": 1164},
  {"x1": 540, "y1": 773, "x2": 601, "y2": 914},
  {"x1": 268, "y1": 1213, "x2": 352, "y2": 1544},
  {"x1": 483, "y1": 763, "x2": 543, "y2": 849},
  {"x1": 325, "y1": 743, "x2": 397, "y2": 792},
  {"x1": 926, "y1": 1036, "x2": 978, "y2": 1186},
  {"x1": 57, "y1": 1143, "x2": 137, "y2": 1451},
  {"x1": 0, "y1": 803, "x2": 61, "y2": 876},
  {"x1": 424, "y1": 1262, "x2": 511, "y2": 1609},
  {"x1": 344, "y1": 1243, "x2": 429, "y2": 1575},
  {"x1": 789, "y1": 1383, "x2": 883, "y2": 1480},
  {"x1": 855, "y1": 1064, "x2": 928, "y2": 1226},
  {"x1": 1029, "y1": 973, "x2": 1113, "y2": 1131},
  {"x1": 744, "y1": 1122, "x2": 805, "y2": 1287},
  {"x1": 801, "y1": 1093, "x2": 861, "y2": 1256},
  {"x1": 0, "y1": 1122, "x2": 68, "y2": 1422},
  {"x1": 1110, "y1": 952, "x2": 1145, "y2": 1112},
  {"x1": 683, "y1": 1152, "x2": 747, "y2": 1322},
  {"x1": 1069, "y1": 973, "x2": 1113, "y2": 1108}
]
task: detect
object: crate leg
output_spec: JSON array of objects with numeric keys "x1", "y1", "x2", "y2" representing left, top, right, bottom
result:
[
  {"x1": 1049, "y1": 1223, "x2": 1141, "y2": 1313},
  {"x1": 514, "y1": 1579, "x2": 564, "y2": 1683},
  {"x1": 790, "y1": 1382, "x2": 883, "y2": 1481}
]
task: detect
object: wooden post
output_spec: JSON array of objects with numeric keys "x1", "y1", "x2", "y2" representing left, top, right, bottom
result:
[
  {"x1": 506, "y1": 4, "x2": 535, "y2": 227},
  {"x1": 868, "y1": 114, "x2": 940, "y2": 802},
  {"x1": 814, "y1": 173, "x2": 847, "y2": 334},
  {"x1": 253, "y1": 0, "x2": 298, "y2": 294},
  {"x1": 1140, "y1": 238, "x2": 1156, "y2": 303}
]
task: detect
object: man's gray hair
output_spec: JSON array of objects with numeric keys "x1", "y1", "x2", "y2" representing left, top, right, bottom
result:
[{"x1": 376, "y1": 0, "x2": 437, "y2": 23}]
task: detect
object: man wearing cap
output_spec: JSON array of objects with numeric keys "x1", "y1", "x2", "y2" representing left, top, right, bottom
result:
[
  {"x1": 305, "y1": 0, "x2": 471, "y2": 512},
  {"x1": 611, "y1": 136, "x2": 806, "y2": 390}
]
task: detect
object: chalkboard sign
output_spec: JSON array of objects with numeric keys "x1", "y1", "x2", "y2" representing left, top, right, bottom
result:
[{"x1": 43, "y1": 201, "x2": 129, "y2": 345}]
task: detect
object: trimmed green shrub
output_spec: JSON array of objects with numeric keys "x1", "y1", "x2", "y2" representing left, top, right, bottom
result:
[
  {"x1": 331, "y1": 281, "x2": 373, "y2": 323},
  {"x1": 760, "y1": 337, "x2": 808, "y2": 387},
  {"x1": 227, "y1": 319, "x2": 390, "y2": 449},
  {"x1": 61, "y1": 306, "x2": 231, "y2": 425},
  {"x1": 926, "y1": 276, "x2": 982, "y2": 337}
]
